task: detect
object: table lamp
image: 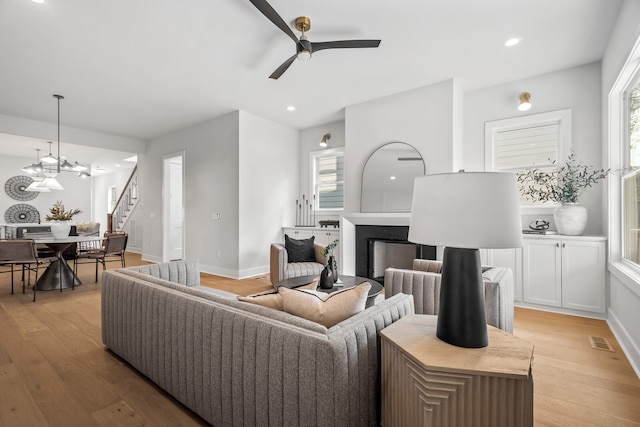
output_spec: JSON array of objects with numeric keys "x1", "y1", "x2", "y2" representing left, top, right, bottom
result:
[{"x1": 408, "y1": 171, "x2": 522, "y2": 348}]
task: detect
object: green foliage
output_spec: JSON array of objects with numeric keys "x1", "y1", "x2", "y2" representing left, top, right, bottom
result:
[
  {"x1": 45, "y1": 200, "x2": 82, "y2": 221},
  {"x1": 322, "y1": 239, "x2": 339, "y2": 257},
  {"x1": 517, "y1": 152, "x2": 609, "y2": 204}
]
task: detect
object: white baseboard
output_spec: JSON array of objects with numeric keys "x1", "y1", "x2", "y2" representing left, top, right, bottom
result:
[
  {"x1": 514, "y1": 302, "x2": 607, "y2": 320},
  {"x1": 607, "y1": 309, "x2": 640, "y2": 379},
  {"x1": 141, "y1": 253, "x2": 162, "y2": 263},
  {"x1": 198, "y1": 263, "x2": 269, "y2": 279}
]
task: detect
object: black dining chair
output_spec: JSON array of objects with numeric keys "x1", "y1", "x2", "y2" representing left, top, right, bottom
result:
[
  {"x1": 74, "y1": 232, "x2": 128, "y2": 282},
  {"x1": 0, "y1": 239, "x2": 56, "y2": 299}
]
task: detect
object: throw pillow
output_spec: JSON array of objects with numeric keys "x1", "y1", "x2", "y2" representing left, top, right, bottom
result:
[
  {"x1": 237, "y1": 280, "x2": 319, "y2": 311},
  {"x1": 284, "y1": 234, "x2": 316, "y2": 263},
  {"x1": 279, "y1": 282, "x2": 372, "y2": 328}
]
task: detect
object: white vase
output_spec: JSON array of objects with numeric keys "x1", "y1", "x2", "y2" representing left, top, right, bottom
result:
[
  {"x1": 554, "y1": 203, "x2": 587, "y2": 235},
  {"x1": 50, "y1": 221, "x2": 71, "y2": 239}
]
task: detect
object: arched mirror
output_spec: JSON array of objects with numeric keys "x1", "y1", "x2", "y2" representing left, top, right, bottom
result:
[{"x1": 361, "y1": 142, "x2": 426, "y2": 212}]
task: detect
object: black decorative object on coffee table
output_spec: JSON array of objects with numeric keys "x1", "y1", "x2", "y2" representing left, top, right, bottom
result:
[{"x1": 319, "y1": 266, "x2": 333, "y2": 289}]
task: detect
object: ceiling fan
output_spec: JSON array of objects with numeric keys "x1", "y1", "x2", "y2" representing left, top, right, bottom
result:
[{"x1": 249, "y1": 0, "x2": 381, "y2": 79}]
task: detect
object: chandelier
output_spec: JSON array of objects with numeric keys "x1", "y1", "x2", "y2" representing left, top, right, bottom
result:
[{"x1": 21, "y1": 94, "x2": 91, "y2": 191}]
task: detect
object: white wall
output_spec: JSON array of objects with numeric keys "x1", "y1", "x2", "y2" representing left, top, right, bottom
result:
[
  {"x1": 298, "y1": 121, "x2": 346, "y2": 224},
  {"x1": 144, "y1": 110, "x2": 298, "y2": 278},
  {"x1": 602, "y1": 0, "x2": 640, "y2": 376},
  {"x1": 144, "y1": 112, "x2": 240, "y2": 271},
  {"x1": 238, "y1": 111, "x2": 299, "y2": 276},
  {"x1": 0, "y1": 154, "x2": 92, "y2": 226},
  {"x1": 344, "y1": 79, "x2": 462, "y2": 213},
  {"x1": 464, "y1": 62, "x2": 603, "y2": 235}
]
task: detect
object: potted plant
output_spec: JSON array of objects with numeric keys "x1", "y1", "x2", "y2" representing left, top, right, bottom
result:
[
  {"x1": 322, "y1": 239, "x2": 339, "y2": 286},
  {"x1": 517, "y1": 152, "x2": 609, "y2": 235},
  {"x1": 45, "y1": 200, "x2": 82, "y2": 239}
]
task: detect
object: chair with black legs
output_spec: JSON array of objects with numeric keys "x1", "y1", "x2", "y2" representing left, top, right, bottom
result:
[
  {"x1": 74, "y1": 232, "x2": 128, "y2": 282},
  {"x1": 0, "y1": 239, "x2": 55, "y2": 299}
]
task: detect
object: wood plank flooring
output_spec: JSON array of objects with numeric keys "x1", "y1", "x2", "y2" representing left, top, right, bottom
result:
[{"x1": 0, "y1": 252, "x2": 638, "y2": 426}]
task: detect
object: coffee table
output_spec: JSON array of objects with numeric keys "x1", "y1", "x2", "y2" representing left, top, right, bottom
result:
[{"x1": 276, "y1": 275, "x2": 383, "y2": 308}]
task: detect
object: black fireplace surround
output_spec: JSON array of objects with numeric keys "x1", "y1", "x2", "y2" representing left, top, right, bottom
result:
[{"x1": 355, "y1": 225, "x2": 436, "y2": 281}]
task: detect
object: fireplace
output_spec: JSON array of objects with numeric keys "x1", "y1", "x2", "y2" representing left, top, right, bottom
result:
[{"x1": 355, "y1": 225, "x2": 435, "y2": 283}]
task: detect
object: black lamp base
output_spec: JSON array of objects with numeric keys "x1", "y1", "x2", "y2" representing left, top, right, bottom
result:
[{"x1": 436, "y1": 247, "x2": 488, "y2": 348}]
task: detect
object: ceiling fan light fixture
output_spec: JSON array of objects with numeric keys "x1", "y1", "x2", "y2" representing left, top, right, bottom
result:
[{"x1": 297, "y1": 50, "x2": 311, "y2": 60}]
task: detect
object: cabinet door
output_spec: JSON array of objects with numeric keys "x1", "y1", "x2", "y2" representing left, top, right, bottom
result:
[
  {"x1": 314, "y1": 229, "x2": 340, "y2": 268},
  {"x1": 523, "y1": 239, "x2": 562, "y2": 307},
  {"x1": 561, "y1": 240, "x2": 606, "y2": 313},
  {"x1": 489, "y1": 248, "x2": 523, "y2": 302}
]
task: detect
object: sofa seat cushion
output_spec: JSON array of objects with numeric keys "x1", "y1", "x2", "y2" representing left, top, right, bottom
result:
[
  {"x1": 279, "y1": 282, "x2": 371, "y2": 328},
  {"x1": 237, "y1": 279, "x2": 319, "y2": 310}
]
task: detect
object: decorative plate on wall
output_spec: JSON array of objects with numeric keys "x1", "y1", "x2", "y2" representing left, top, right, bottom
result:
[
  {"x1": 4, "y1": 175, "x2": 38, "y2": 201},
  {"x1": 4, "y1": 204, "x2": 40, "y2": 223}
]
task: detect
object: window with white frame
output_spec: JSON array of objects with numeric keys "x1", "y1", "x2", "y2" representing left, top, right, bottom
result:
[
  {"x1": 622, "y1": 79, "x2": 640, "y2": 265},
  {"x1": 485, "y1": 109, "x2": 571, "y2": 207},
  {"x1": 311, "y1": 148, "x2": 344, "y2": 210}
]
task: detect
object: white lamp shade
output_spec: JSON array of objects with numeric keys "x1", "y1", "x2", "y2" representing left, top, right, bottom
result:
[
  {"x1": 409, "y1": 172, "x2": 523, "y2": 249},
  {"x1": 41, "y1": 173, "x2": 64, "y2": 191},
  {"x1": 25, "y1": 178, "x2": 51, "y2": 192}
]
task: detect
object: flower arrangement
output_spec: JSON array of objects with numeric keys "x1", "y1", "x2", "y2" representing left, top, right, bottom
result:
[
  {"x1": 322, "y1": 239, "x2": 339, "y2": 257},
  {"x1": 517, "y1": 152, "x2": 609, "y2": 204},
  {"x1": 45, "y1": 200, "x2": 82, "y2": 221}
]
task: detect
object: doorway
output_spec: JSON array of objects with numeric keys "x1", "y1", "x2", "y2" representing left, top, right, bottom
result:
[{"x1": 163, "y1": 152, "x2": 185, "y2": 262}]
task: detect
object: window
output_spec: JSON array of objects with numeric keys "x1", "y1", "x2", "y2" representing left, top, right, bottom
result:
[
  {"x1": 485, "y1": 109, "x2": 571, "y2": 208},
  {"x1": 312, "y1": 148, "x2": 344, "y2": 210},
  {"x1": 622, "y1": 79, "x2": 640, "y2": 265}
]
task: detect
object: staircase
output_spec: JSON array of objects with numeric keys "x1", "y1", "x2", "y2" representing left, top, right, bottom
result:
[{"x1": 108, "y1": 165, "x2": 139, "y2": 233}]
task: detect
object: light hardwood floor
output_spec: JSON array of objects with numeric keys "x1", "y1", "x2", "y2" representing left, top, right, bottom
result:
[{"x1": 0, "y1": 252, "x2": 638, "y2": 426}]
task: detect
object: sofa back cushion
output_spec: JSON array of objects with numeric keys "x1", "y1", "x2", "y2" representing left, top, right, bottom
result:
[{"x1": 125, "y1": 259, "x2": 200, "y2": 286}]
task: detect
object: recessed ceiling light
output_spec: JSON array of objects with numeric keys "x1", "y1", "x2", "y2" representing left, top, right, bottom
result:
[
  {"x1": 286, "y1": 105, "x2": 296, "y2": 111},
  {"x1": 504, "y1": 37, "x2": 521, "y2": 47},
  {"x1": 390, "y1": 176, "x2": 396, "y2": 180},
  {"x1": 115, "y1": 164, "x2": 121, "y2": 167},
  {"x1": 32, "y1": 0, "x2": 45, "y2": 3}
]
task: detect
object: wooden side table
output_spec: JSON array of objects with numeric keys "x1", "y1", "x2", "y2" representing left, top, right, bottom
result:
[{"x1": 380, "y1": 315, "x2": 534, "y2": 427}]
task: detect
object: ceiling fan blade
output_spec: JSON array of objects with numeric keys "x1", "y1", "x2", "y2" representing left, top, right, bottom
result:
[
  {"x1": 311, "y1": 40, "x2": 381, "y2": 52},
  {"x1": 249, "y1": 0, "x2": 299, "y2": 43},
  {"x1": 269, "y1": 53, "x2": 297, "y2": 79}
]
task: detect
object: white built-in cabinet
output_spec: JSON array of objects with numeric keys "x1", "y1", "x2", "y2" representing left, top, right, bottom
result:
[
  {"x1": 282, "y1": 227, "x2": 341, "y2": 266},
  {"x1": 522, "y1": 235, "x2": 606, "y2": 314},
  {"x1": 485, "y1": 235, "x2": 607, "y2": 316}
]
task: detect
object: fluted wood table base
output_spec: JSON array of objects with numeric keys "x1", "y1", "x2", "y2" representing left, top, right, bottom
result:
[{"x1": 381, "y1": 315, "x2": 534, "y2": 427}]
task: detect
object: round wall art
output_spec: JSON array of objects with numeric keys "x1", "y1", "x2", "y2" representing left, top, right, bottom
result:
[
  {"x1": 4, "y1": 204, "x2": 40, "y2": 223},
  {"x1": 5, "y1": 175, "x2": 38, "y2": 201}
]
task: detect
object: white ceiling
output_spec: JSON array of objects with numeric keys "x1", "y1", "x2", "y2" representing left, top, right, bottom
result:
[{"x1": 0, "y1": 0, "x2": 623, "y2": 141}]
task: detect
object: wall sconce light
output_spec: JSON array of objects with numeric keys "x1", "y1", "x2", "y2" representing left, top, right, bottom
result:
[
  {"x1": 320, "y1": 133, "x2": 331, "y2": 148},
  {"x1": 518, "y1": 92, "x2": 532, "y2": 111}
]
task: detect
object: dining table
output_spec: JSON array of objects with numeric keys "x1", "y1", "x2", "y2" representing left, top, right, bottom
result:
[{"x1": 32, "y1": 235, "x2": 104, "y2": 291}]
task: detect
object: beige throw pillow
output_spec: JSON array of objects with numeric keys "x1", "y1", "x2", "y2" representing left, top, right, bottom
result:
[
  {"x1": 279, "y1": 282, "x2": 371, "y2": 328},
  {"x1": 237, "y1": 279, "x2": 319, "y2": 311}
]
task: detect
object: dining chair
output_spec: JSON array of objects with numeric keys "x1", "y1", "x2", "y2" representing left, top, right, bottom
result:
[
  {"x1": 74, "y1": 232, "x2": 128, "y2": 282},
  {"x1": 0, "y1": 239, "x2": 55, "y2": 299}
]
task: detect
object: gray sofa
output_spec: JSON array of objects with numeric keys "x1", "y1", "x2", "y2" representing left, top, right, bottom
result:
[
  {"x1": 384, "y1": 259, "x2": 514, "y2": 332},
  {"x1": 101, "y1": 260, "x2": 414, "y2": 427}
]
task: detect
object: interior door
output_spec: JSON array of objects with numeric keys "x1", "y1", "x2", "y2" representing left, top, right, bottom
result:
[{"x1": 163, "y1": 153, "x2": 184, "y2": 262}]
